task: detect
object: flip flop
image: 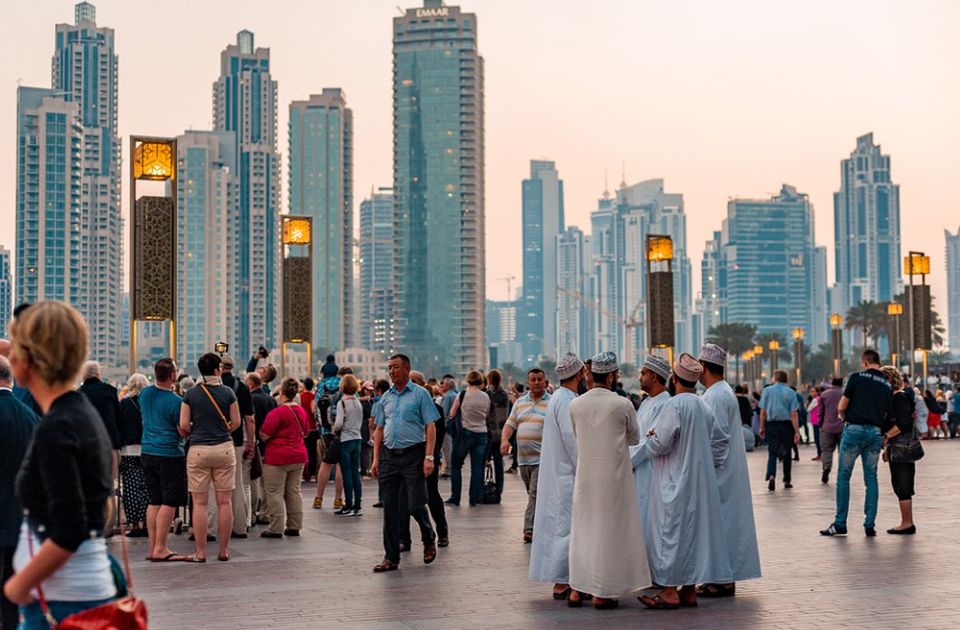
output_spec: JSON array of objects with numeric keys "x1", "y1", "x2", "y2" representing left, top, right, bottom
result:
[
  {"x1": 639, "y1": 594, "x2": 679, "y2": 610},
  {"x1": 182, "y1": 555, "x2": 207, "y2": 563},
  {"x1": 150, "y1": 552, "x2": 186, "y2": 563},
  {"x1": 696, "y1": 583, "x2": 736, "y2": 598},
  {"x1": 553, "y1": 586, "x2": 572, "y2": 600},
  {"x1": 218, "y1": 553, "x2": 230, "y2": 562}
]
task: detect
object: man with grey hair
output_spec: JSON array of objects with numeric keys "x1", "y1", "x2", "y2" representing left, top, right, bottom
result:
[
  {"x1": 0, "y1": 355, "x2": 40, "y2": 628},
  {"x1": 80, "y1": 359, "x2": 122, "y2": 501},
  {"x1": 439, "y1": 376, "x2": 458, "y2": 477}
]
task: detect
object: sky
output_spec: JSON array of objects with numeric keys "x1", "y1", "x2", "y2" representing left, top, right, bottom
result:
[{"x1": 3, "y1": 0, "x2": 958, "y2": 323}]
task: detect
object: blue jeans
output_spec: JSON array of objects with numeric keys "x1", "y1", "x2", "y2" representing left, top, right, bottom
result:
[
  {"x1": 834, "y1": 424, "x2": 882, "y2": 528},
  {"x1": 340, "y1": 439, "x2": 362, "y2": 510},
  {"x1": 19, "y1": 598, "x2": 114, "y2": 629},
  {"x1": 450, "y1": 430, "x2": 488, "y2": 505}
]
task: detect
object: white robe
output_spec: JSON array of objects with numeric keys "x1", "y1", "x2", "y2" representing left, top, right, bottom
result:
[
  {"x1": 529, "y1": 387, "x2": 578, "y2": 583},
  {"x1": 633, "y1": 392, "x2": 733, "y2": 587},
  {"x1": 568, "y1": 388, "x2": 650, "y2": 598},
  {"x1": 630, "y1": 391, "x2": 672, "y2": 537},
  {"x1": 703, "y1": 381, "x2": 762, "y2": 582}
]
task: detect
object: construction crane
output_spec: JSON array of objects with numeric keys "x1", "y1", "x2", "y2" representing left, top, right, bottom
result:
[
  {"x1": 556, "y1": 286, "x2": 644, "y2": 365},
  {"x1": 496, "y1": 275, "x2": 517, "y2": 301}
]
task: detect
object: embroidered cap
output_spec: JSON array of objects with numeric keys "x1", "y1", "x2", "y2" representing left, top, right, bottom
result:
[
  {"x1": 590, "y1": 351, "x2": 619, "y2": 374},
  {"x1": 698, "y1": 343, "x2": 727, "y2": 367},
  {"x1": 673, "y1": 352, "x2": 703, "y2": 382},
  {"x1": 643, "y1": 355, "x2": 671, "y2": 381},
  {"x1": 556, "y1": 352, "x2": 585, "y2": 380}
]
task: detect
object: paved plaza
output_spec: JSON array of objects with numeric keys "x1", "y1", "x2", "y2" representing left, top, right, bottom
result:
[{"x1": 130, "y1": 440, "x2": 960, "y2": 629}]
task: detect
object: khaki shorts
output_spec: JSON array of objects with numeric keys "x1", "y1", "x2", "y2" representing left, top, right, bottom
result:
[{"x1": 187, "y1": 442, "x2": 237, "y2": 493}]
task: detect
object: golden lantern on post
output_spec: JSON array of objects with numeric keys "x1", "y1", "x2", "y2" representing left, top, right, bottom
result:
[
  {"x1": 753, "y1": 344, "x2": 764, "y2": 382},
  {"x1": 645, "y1": 234, "x2": 674, "y2": 367},
  {"x1": 830, "y1": 313, "x2": 843, "y2": 376},
  {"x1": 129, "y1": 136, "x2": 178, "y2": 374},
  {"x1": 281, "y1": 215, "x2": 313, "y2": 378},
  {"x1": 768, "y1": 339, "x2": 781, "y2": 374},
  {"x1": 887, "y1": 302, "x2": 903, "y2": 368},
  {"x1": 904, "y1": 251, "x2": 932, "y2": 388},
  {"x1": 792, "y1": 328, "x2": 804, "y2": 386},
  {"x1": 743, "y1": 350, "x2": 755, "y2": 383}
]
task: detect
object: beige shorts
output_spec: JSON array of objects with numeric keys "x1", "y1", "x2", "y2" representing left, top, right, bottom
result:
[{"x1": 187, "y1": 442, "x2": 237, "y2": 493}]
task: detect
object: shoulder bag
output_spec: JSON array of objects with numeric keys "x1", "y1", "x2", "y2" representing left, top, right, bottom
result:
[{"x1": 888, "y1": 427, "x2": 924, "y2": 463}]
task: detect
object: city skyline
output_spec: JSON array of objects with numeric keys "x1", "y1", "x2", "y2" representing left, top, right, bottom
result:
[{"x1": 3, "y1": 1, "x2": 958, "y2": 352}]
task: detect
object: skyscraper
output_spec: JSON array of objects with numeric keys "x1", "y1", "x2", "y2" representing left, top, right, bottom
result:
[
  {"x1": 0, "y1": 246, "x2": 11, "y2": 334},
  {"x1": 176, "y1": 131, "x2": 238, "y2": 372},
  {"x1": 812, "y1": 246, "x2": 829, "y2": 348},
  {"x1": 946, "y1": 228, "x2": 960, "y2": 353},
  {"x1": 15, "y1": 87, "x2": 83, "y2": 308},
  {"x1": 289, "y1": 89, "x2": 354, "y2": 354},
  {"x1": 214, "y1": 30, "x2": 280, "y2": 357},
  {"x1": 590, "y1": 190, "x2": 618, "y2": 354},
  {"x1": 723, "y1": 184, "x2": 817, "y2": 337},
  {"x1": 697, "y1": 230, "x2": 726, "y2": 338},
  {"x1": 833, "y1": 133, "x2": 902, "y2": 315},
  {"x1": 556, "y1": 226, "x2": 591, "y2": 359},
  {"x1": 52, "y1": 2, "x2": 122, "y2": 366},
  {"x1": 520, "y1": 159, "x2": 564, "y2": 363},
  {"x1": 360, "y1": 188, "x2": 395, "y2": 354},
  {"x1": 393, "y1": 1, "x2": 485, "y2": 375}
]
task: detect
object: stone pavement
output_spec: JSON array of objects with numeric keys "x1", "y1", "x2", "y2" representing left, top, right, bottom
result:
[{"x1": 127, "y1": 439, "x2": 960, "y2": 629}]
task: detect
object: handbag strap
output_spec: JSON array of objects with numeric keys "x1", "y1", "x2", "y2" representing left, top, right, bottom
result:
[{"x1": 199, "y1": 384, "x2": 231, "y2": 430}]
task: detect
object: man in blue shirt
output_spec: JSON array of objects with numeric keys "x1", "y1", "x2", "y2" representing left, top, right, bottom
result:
[
  {"x1": 758, "y1": 370, "x2": 799, "y2": 491},
  {"x1": 140, "y1": 357, "x2": 189, "y2": 562},
  {"x1": 372, "y1": 354, "x2": 439, "y2": 572}
]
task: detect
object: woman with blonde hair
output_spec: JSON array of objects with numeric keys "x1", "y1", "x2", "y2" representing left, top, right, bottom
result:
[
  {"x1": 118, "y1": 373, "x2": 150, "y2": 537},
  {"x1": 3, "y1": 302, "x2": 118, "y2": 627},
  {"x1": 880, "y1": 366, "x2": 921, "y2": 535},
  {"x1": 335, "y1": 374, "x2": 365, "y2": 516},
  {"x1": 259, "y1": 377, "x2": 310, "y2": 537},
  {"x1": 447, "y1": 370, "x2": 491, "y2": 506}
]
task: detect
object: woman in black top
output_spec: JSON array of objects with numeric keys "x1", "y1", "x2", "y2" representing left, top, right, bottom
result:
[
  {"x1": 3, "y1": 302, "x2": 117, "y2": 627},
  {"x1": 881, "y1": 366, "x2": 917, "y2": 535},
  {"x1": 118, "y1": 373, "x2": 150, "y2": 537}
]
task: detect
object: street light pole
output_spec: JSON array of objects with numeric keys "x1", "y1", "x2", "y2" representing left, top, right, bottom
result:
[
  {"x1": 769, "y1": 339, "x2": 780, "y2": 375},
  {"x1": 830, "y1": 313, "x2": 843, "y2": 376},
  {"x1": 792, "y1": 328, "x2": 804, "y2": 387},
  {"x1": 887, "y1": 302, "x2": 902, "y2": 369}
]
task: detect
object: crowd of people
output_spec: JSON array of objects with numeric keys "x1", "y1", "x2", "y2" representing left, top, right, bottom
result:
[{"x1": 0, "y1": 299, "x2": 952, "y2": 626}]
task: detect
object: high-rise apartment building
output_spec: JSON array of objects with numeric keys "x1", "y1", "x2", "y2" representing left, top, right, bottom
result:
[
  {"x1": 15, "y1": 87, "x2": 83, "y2": 308},
  {"x1": 946, "y1": 228, "x2": 960, "y2": 353},
  {"x1": 359, "y1": 188, "x2": 395, "y2": 354},
  {"x1": 176, "y1": 131, "x2": 238, "y2": 371},
  {"x1": 52, "y1": 2, "x2": 122, "y2": 365},
  {"x1": 289, "y1": 89, "x2": 354, "y2": 354},
  {"x1": 520, "y1": 160, "x2": 564, "y2": 363},
  {"x1": 697, "y1": 230, "x2": 726, "y2": 339},
  {"x1": 214, "y1": 30, "x2": 280, "y2": 357},
  {"x1": 0, "y1": 247, "x2": 11, "y2": 334},
  {"x1": 811, "y1": 246, "x2": 829, "y2": 348},
  {"x1": 485, "y1": 300, "x2": 522, "y2": 367},
  {"x1": 393, "y1": 1, "x2": 485, "y2": 375},
  {"x1": 833, "y1": 133, "x2": 902, "y2": 315},
  {"x1": 556, "y1": 226, "x2": 591, "y2": 359}
]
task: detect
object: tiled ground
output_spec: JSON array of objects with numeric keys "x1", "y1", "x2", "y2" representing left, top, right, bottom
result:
[{"x1": 127, "y1": 439, "x2": 960, "y2": 629}]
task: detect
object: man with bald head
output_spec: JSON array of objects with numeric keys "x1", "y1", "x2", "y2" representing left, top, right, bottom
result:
[
  {"x1": 0, "y1": 338, "x2": 41, "y2": 415},
  {"x1": 0, "y1": 355, "x2": 40, "y2": 627}
]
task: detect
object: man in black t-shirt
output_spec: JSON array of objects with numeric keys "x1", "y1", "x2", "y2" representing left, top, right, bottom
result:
[
  {"x1": 221, "y1": 356, "x2": 255, "y2": 536},
  {"x1": 820, "y1": 349, "x2": 892, "y2": 538}
]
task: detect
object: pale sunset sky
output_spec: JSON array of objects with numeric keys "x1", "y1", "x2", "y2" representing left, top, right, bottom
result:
[{"x1": 3, "y1": 0, "x2": 958, "y2": 319}]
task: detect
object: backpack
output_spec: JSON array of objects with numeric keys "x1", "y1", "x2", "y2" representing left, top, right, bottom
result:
[
  {"x1": 314, "y1": 377, "x2": 342, "y2": 432},
  {"x1": 486, "y1": 387, "x2": 510, "y2": 443}
]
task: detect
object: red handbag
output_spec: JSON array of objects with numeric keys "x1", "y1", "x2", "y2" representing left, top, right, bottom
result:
[{"x1": 27, "y1": 520, "x2": 148, "y2": 629}]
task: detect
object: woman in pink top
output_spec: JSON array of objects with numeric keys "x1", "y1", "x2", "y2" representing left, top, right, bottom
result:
[
  {"x1": 259, "y1": 377, "x2": 309, "y2": 538},
  {"x1": 808, "y1": 386, "x2": 822, "y2": 461}
]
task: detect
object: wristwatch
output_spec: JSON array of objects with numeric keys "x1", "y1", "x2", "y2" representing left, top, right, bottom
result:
[{"x1": 425, "y1": 455, "x2": 435, "y2": 462}]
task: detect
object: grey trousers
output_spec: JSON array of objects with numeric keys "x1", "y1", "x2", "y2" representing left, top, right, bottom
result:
[
  {"x1": 520, "y1": 464, "x2": 539, "y2": 533},
  {"x1": 821, "y1": 431, "x2": 842, "y2": 472}
]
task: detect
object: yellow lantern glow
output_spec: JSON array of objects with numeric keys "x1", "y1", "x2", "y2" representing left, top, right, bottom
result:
[
  {"x1": 646, "y1": 236, "x2": 673, "y2": 262},
  {"x1": 282, "y1": 217, "x2": 312, "y2": 245},
  {"x1": 792, "y1": 328, "x2": 804, "y2": 340},
  {"x1": 133, "y1": 141, "x2": 174, "y2": 181},
  {"x1": 769, "y1": 340, "x2": 780, "y2": 351},
  {"x1": 887, "y1": 303, "x2": 903, "y2": 316},
  {"x1": 753, "y1": 345, "x2": 763, "y2": 355},
  {"x1": 830, "y1": 313, "x2": 842, "y2": 328},
  {"x1": 903, "y1": 254, "x2": 930, "y2": 276}
]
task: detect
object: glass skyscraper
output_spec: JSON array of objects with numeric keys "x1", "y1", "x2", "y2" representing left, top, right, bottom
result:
[
  {"x1": 393, "y1": 1, "x2": 485, "y2": 375},
  {"x1": 15, "y1": 87, "x2": 83, "y2": 308},
  {"x1": 946, "y1": 228, "x2": 960, "y2": 353},
  {"x1": 52, "y1": 2, "x2": 122, "y2": 366},
  {"x1": 176, "y1": 131, "x2": 238, "y2": 374},
  {"x1": 833, "y1": 133, "x2": 902, "y2": 315},
  {"x1": 289, "y1": 89, "x2": 354, "y2": 355},
  {"x1": 0, "y1": 246, "x2": 11, "y2": 334},
  {"x1": 214, "y1": 30, "x2": 280, "y2": 357},
  {"x1": 556, "y1": 226, "x2": 591, "y2": 359},
  {"x1": 359, "y1": 188, "x2": 395, "y2": 354}
]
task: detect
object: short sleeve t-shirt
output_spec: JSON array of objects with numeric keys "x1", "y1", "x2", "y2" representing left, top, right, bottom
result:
[
  {"x1": 842, "y1": 369, "x2": 893, "y2": 427},
  {"x1": 260, "y1": 404, "x2": 309, "y2": 465},
  {"x1": 139, "y1": 385, "x2": 184, "y2": 457},
  {"x1": 505, "y1": 392, "x2": 550, "y2": 466},
  {"x1": 460, "y1": 389, "x2": 491, "y2": 433},
  {"x1": 182, "y1": 383, "x2": 237, "y2": 446},
  {"x1": 375, "y1": 383, "x2": 440, "y2": 450}
]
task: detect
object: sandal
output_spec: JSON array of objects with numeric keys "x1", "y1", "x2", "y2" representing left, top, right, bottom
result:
[
  {"x1": 373, "y1": 559, "x2": 399, "y2": 573},
  {"x1": 567, "y1": 591, "x2": 586, "y2": 608},
  {"x1": 150, "y1": 552, "x2": 186, "y2": 563},
  {"x1": 592, "y1": 597, "x2": 619, "y2": 610},
  {"x1": 182, "y1": 554, "x2": 206, "y2": 563},
  {"x1": 553, "y1": 585, "x2": 572, "y2": 601},
  {"x1": 218, "y1": 553, "x2": 230, "y2": 562},
  {"x1": 639, "y1": 594, "x2": 679, "y2": 610},
  {"x1": 696, "y1": 583, "x2": 736, "y2": 598}
]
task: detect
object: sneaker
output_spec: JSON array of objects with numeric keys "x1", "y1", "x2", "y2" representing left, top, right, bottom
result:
[
  {"x1": 819, "y1": 523, "x2": 847, "y2": 536},
  {"x1": 864, "y1": 526, "x2": 877, "y2": 537},
  {"x1": 334, "y1": 498, "x2": 345, "y2": 509},
  {"x1": 821, "y1": 470, "x2": 830, "y2": 484},
  {"x1": 811, "y1": 456, "x2": 822, "y2": 461},
  {"x1": 334, "y1": 507, "x2": 351, "y2": 515},
  {"x1": 351, "y1": 508, "x2": 363, "y2": 517},
  {"x1": 767, "y1": 477, "x2": 775, "y2": 491},
  {"x1": 312, "y1": 498, "x2": 323, "y2": 509},
  {"x1": 372, "y1": 502, "x2": 384, "y2": 508},
  {"x1": 260, "y1": 531, "x2": 283, "y2": 539},
  {"x1": 783, "y1": 482, "x2": 793, "y2": 489},
  {"x1": 284, "y1": 529, "x2": 300, "y2": 536}
]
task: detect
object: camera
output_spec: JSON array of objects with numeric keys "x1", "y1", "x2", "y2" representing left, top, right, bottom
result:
[{"x1": 258, "y1": 345, "x2": 270, "y2": 359}]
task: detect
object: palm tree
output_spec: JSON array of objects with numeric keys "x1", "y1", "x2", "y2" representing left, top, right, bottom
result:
[
  {"x1": 706, "y1": 322, "x2": 757, "y2": 382},
  {"x1": 845, "y1": 301, "x2": 886, "y2": 348},
  {"x1": 499, "y1": 362, "x2": 522, "y2": 386},
  {"x1": 753, "y1": 331, "x2": 792, "y2": 373}
]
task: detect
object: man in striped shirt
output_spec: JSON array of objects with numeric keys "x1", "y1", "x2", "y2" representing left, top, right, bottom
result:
[{"x1": 501, "y1": 368, "x2": 551, "y2": 543}]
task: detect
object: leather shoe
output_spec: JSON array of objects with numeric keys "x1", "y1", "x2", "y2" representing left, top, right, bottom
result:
[
  {"x1": 423, "y1": 542, "x2": 437, "y2": 564},
  {"x1": 886, "y1": 525, "x2": 916, "y2": 535}
]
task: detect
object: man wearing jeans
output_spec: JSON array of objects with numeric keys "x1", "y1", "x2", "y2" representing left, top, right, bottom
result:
[
  {"x1": 821, "y1": 350, "x2": 893, "y2": 537},
  {"x1": 372, "y1": 354, "x2": 439, "y2": 572},
  {"x1": 758, "y1": 371, "x2": 799, "y2": 491}
]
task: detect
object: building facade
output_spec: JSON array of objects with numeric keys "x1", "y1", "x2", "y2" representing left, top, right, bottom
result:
[
  {"x1": 393, "y1": 0, "x2": 485, "y2": 375},
  {"x1": 833, "y1": 133, "x2": 902, "y2": 315},
  {"x1": 555, "y1": 226, "x2": 591, "y2": 359},
  {"x1": 15, "y1": 88, "x2": 83, "y2": 309},
  {"x1": 485, "y1": 300, "x2": 522, "y2": 368},
  {"x1": 520, "y1": 159, "x2": 564, "y2": 363},
  {"x1": 696, "y1": 230, "x2": 726, "y2": 341},
  {"x1": 213, "y1": 30, "x2": 281, "y2": 357},
  {"x1": 947, "y1": 228, "x2": 960, "y2": 353},
  {"x1": 176, "y1": 131, "x2": 238, "y2": 371},
  {"x1": 0, "y1": 247, "x2": 11, "y2": 334},
  {"x1": 289, "y1": 89, "x2": 354, "y2": 355},
  {"x1": 359, "y1": 188, "x2": 395, "y2": 354},
  {"x1": 52, "y1": 2, "x2": 122, "y2": 366}
]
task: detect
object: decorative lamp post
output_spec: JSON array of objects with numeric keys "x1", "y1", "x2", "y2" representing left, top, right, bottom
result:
[
  {"x1": 753, "y1": 344, "x2": 764, "y2": 382},
  {"x1": 792, "y1": 328, "x2": 804, "y2": 386},
  {"x1": 645, "y1": 234, "x2": 675, "y2": 366},
  {"x1": 769, "y1": 339, "x2": 780, "y2": 375},
  {"x1": 281, "y1": 216, "x2": 313, "y2": 378},
  {"x1": 830, "y1": 313, "x2": 843, "y2": 376},
  {"x1": 887, "y1": 302, "x2": 903, "y2": 368},
  {"x1": 904, "y1": 252, "x2": 931, "y2": 389},
  {"x1": 743, "y1": 351, "x2": 754, "y2": 384}
]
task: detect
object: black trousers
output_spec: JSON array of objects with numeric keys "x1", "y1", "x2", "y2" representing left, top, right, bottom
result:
[
  {"x1": 765, "y1": 422, "x2": 794, "y2": 483},
  {"x1": 402, "y1": 462, "x2": 448, "y2": 545},
  {"x1": 1, "y1": 544, "x2": 17, "y2": 630},
  {"x1": 381, "y1": 443, "x2": 435, "y2": 563},
  {"x1": 304, "y1": 430, "x2": 319, "y2": 480}
]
